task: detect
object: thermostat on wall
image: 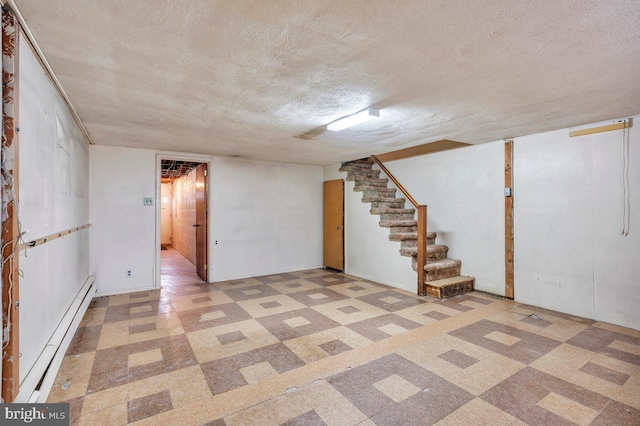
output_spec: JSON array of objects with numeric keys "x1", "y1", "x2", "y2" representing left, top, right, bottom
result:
[{"x1": 143, "y1": 197, "x2": 154, "y2": 206}]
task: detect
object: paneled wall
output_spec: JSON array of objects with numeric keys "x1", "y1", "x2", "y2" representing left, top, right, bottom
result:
[{"x1": 172, "y1": 168, "x2": 197, "y2": 265}]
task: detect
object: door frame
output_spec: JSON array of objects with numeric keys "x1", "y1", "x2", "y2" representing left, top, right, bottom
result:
[{"x1": 154, "y1": 152, "x2": 212, "y2": 288}]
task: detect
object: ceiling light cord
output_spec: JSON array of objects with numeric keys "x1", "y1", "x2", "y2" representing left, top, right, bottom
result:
[{"x1": 621, "y1": 125, "x2": 631, "y2": 236}]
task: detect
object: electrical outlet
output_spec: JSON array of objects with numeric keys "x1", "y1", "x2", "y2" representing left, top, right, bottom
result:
[
  {"x1": 143, "y1": 197, "x2": 154, "y2": 206},
  {"x1": 126, "y1": 269, "x2": 132, "y2": 278}
]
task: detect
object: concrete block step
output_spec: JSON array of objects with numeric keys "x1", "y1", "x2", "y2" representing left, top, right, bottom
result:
[{"x1": 425, "y1": 276, "x2": 475, "y2": 299}]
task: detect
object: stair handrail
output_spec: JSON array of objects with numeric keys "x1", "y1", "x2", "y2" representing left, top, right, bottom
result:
[{"x1": 370, "y1": 155, "x2": 428, "y2": 296}]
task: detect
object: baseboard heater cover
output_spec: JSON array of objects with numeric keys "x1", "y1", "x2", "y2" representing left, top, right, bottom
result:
[{"x1": 14, "y1": 275, "x2": 96, "y2": 403}]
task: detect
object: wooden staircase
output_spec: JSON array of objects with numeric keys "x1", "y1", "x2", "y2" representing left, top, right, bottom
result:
[{"x1": 339, "y1": 158, "x2": 474, "y2": 299}]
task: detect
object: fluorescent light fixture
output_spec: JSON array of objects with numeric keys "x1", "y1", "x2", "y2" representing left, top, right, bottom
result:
[{"x1": 327, "y1": 108, "x2": 380, "y2": 131}]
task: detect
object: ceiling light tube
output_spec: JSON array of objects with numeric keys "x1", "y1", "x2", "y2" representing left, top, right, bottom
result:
[{"x1": 327, "y1": 108, "x2": 380, "y2": 131}]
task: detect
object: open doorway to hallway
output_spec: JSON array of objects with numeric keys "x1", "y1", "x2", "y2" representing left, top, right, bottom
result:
[{"x1": 159, "y1": 159, "x2": 209, "y2": 286}]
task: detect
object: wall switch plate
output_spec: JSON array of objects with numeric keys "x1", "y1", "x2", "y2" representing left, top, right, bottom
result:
[
  {"x1": 143, "y1": 197, "x2": 154, "y2": 206},
  {"x1": 504, "y1": 187, "x2": 512, "y2": 197}
]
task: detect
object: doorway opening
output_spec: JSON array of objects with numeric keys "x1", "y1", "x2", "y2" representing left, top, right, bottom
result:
[{"x1": 158, "y1": 159, "x2": 209, "y2": 287}]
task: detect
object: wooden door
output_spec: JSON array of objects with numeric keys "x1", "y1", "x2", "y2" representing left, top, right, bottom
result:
[
  {"x1": 195, "y1": 164, "x2": 208, "y2": 280},
  {"x1": 323, "y1": 179, "x2": 344, "y2": 270}
]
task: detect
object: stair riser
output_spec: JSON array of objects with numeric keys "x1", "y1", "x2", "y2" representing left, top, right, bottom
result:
[
  {"x1": 425, "y1": 264, "x2": 461, "y2": 281},
  {"x1": 408, "y1": 249, "x2": 448, "y2": 261},
  {"x1": 338, "y1": 165, "x2": 373, "y2": 173},
  {"x1": 362, "y1": 189, "x2": 396, "y2": 198},
  {"x1": 400, "y1": 237, "x2": 436, "y2": 248},
  {"x1": 371, "y1": 202, "x2": 404, "y2": 209},
  {"x1": 378, "y1": 213, "x2": 415, "y2": 220},
  {"x1": 426, "y1": 278, "x2": 474, "y2": 299},
  {"x1": 344, "y1": 169, "x2": 380, "y2": 178},
  {"x1": 388, "y1": 226, "x2": 417, "y2": 233},
  {"x1": 347, "y1": 177, "x2": 388, "y2": 186}
]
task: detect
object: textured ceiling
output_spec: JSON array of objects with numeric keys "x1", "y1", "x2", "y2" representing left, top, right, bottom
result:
[{"x1": 15, "y1": 0, "x2": 640, "y2": 165}]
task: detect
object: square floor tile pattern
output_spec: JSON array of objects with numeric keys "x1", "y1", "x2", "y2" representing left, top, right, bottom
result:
[{"x1": 46, "y1": 248, "x2": 640, "y2": 425}]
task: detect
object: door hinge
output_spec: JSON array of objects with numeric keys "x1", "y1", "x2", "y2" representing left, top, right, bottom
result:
[
  {"x1": 204, "y1": 264, "x2": 207, "y2": 270},
  {"x1": 204, "y1": 169, "x2": 207, "y2": 177}
]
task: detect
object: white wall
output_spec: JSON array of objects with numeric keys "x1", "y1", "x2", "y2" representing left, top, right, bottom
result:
[
  {"x1": 514, "y1": 117, "x2": 639, "y2": 329},
  {"x1": 211, "y1": 157, "x2": 323, "y2": 280},
  {"x1": 18, "y1": 36, "x2": 91, "y2": 383},
  {"x1": 90, "y1": 147, "x2": 324, "y2": 294},
  {"x1": 90, "y1": 146, "x2": 158, "y2": 295}
]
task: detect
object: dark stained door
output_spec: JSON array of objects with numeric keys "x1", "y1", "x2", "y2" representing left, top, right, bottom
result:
[
  {"x1": 195, "y1": 164, "x2": 208, "y2": 280},
  {"x1": 323, "y1": 179, "x2": 344, "y2": 270}
]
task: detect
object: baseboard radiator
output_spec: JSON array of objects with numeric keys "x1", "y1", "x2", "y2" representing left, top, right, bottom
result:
[{"x1": 15, "y1": 275, "x2": 96, "y2": 403}]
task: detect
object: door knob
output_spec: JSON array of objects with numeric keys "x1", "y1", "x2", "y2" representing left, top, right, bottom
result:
[{"x1": 193, "y1": 224, "x2": 201, "y2": 227}]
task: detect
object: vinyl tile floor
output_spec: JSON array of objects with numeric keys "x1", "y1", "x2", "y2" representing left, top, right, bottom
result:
[{"x1": 48, "y1": 248, "x2": 640, "y2": 425}]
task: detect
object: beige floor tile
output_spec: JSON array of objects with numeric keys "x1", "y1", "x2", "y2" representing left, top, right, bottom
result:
[
  {"x1": 434, "y1": 397, "x2": 519, "y2": 426},
  {"x1": 47, "y1": 352, "x2": 96, "y2": 402},
  {"x1": 537, "y1": 392, "x2": 599, "y2": 426},
  {"x1": 128, "y1": 348, "x2": 163, "y2": 368},
  {"x1": 536, "y1": 319, "x2": 589, "y2": 341},
  {"x1": 78, "y1": 403, "x2": 128, "y2": 426},
  {"x1": 485, "y1": 331, "x2": 521, "y2": 346},
  {"x1": 170, "y1": 295, "x2": 199, "y2": 312},
  {"x1": 448, "y1": 353, "x2": 525, "y2": 396},
  {"x1": 164, "y1": 365, "x2": 212, "y2": 408},
  {"x1": 80, "y1": 307, "x2": 107, "y2": 327},
  {"x1": 96, "y1": 320, "x2": 129, "y2": 349},
  {"x1": 568, "y1": 369, "x2": 624, "y2": 398},
  {"x1": 373, "y1": 374, "x2": 421, "y2": 403},
  {"x1": 81, "y1": 385, "x2": 128, "y2": 416},
  {"x1": 613, "y1": 370, "x2": 640, "y2": 410},
  {"x1": 593, "y1": 322, "x2": 640, "y2": 338},
  {"x1": 609, "y1": 339, "x2": 640, "y2": 356},
  {"x1": 240, "y1": 361, "x2": 279, "y2": 384},
  {"x1": 107, "y1": 294, "x2": 130, "y2": 307}
]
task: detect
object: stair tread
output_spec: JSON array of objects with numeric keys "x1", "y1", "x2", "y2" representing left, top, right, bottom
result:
[
  {"x1": 424, "y1": 258, "x2": 462, "y2": 271},
  {"x1": 380, "y1": 219, "x2": 417, "y2": 227},
  {"x1": 401, "y1": 245, "x2": 448, "y2": 255},
  {"x1": 362, "y1": 196, "x2": 405, "y2": 203},
  {"x1": 354, "y1": 177, "x2": 388, "y2": 182},
  {"x1": 426, "y1": 276, "x2": 475, "y2": 288},
  {"x1": 371, "y1": 208, "x2": 415, "y2": 214},
  {"x1": 355, "y1": 185, "x2": 394, "y2": 191}
]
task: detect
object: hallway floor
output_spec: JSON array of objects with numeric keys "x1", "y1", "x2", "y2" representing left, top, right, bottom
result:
[{"x1": 48, "y1": 250, "x2": 640, "y2": 425}]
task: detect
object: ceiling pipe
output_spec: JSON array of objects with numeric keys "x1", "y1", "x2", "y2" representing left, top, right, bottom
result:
[{"x1": 1, "y1": 0, "x2": 95, "y2": 145}]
